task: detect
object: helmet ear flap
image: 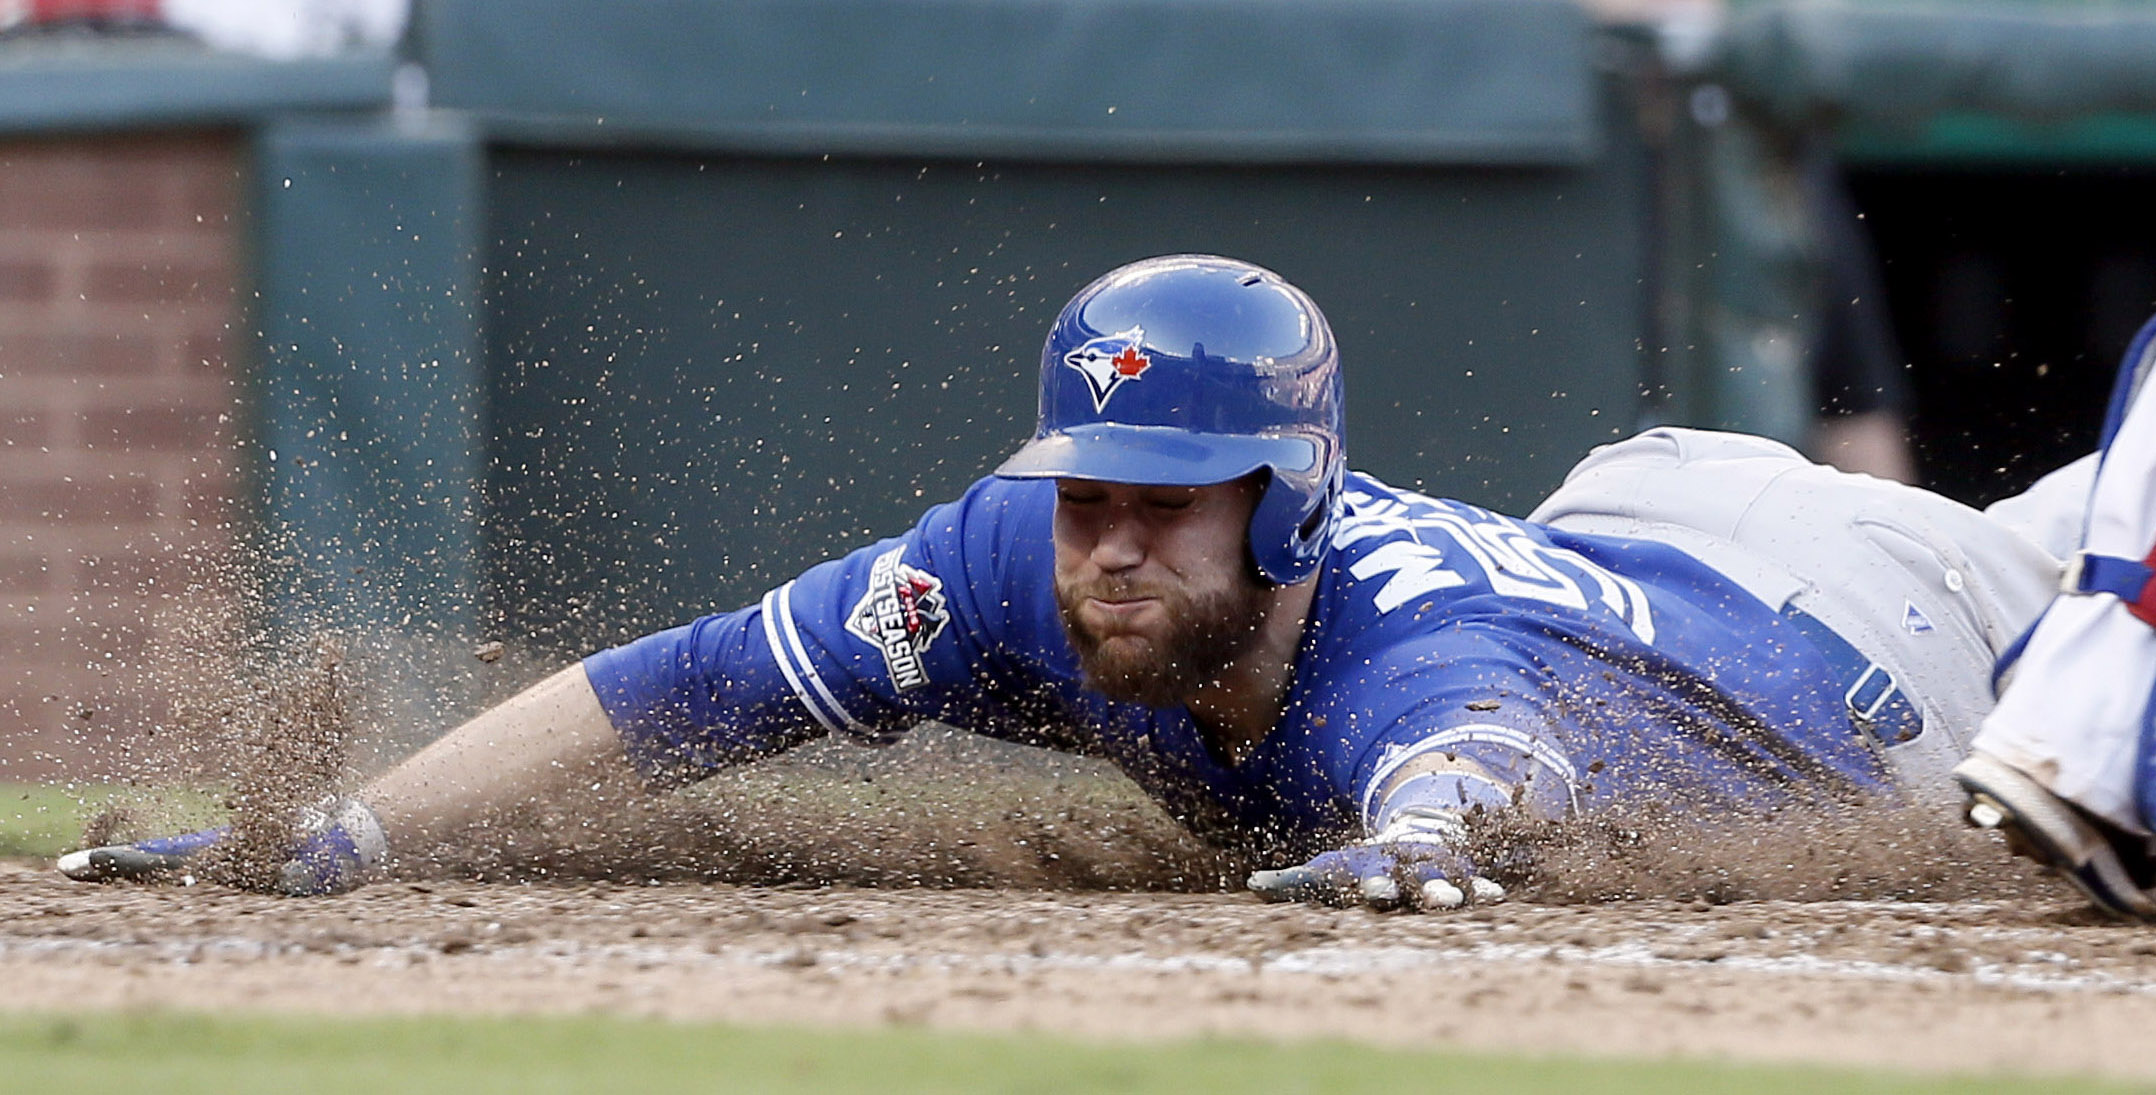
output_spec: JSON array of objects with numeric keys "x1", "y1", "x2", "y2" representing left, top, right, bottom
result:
[{"x1": 1248, "y1": 463, "x2": 1340, "y2": 586}]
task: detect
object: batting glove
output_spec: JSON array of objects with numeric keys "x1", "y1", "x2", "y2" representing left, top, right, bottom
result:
[
  {"x1": 57, "y1": 796, "x2": 388, "y2": 897},
  {"x1": 1246, "y1": 806, "x2": 1505, "y2": 911}
]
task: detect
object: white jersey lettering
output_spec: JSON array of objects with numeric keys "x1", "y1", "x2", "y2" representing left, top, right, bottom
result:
[
  {"x1": 1335, "y1": 489, "x2": 1656, "y2": 642},
  {"x1": 1347, "y1": 539, "x2": 1468, "y2": 614}
]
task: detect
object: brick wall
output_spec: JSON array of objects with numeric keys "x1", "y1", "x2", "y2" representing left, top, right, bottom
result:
[{"x1": 0, "y1": 131, "x2": 247, "y2": 782}]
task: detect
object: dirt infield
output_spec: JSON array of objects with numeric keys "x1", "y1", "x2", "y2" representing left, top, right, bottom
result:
[
  {"x1": 7, "y1": 862, "x2": 2156, "y2": 1082},
  {"x1": 10, "y1": 724, "x2": 2156, "y2": 1084}
]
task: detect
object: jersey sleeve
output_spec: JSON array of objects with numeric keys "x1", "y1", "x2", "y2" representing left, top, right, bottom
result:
[
  {"x1": 1335, "y1": 629, "x2": 1585, "y2": 835},
  {"x1": 580, "y1": 476, "x2": 1055, "y2": 786}
]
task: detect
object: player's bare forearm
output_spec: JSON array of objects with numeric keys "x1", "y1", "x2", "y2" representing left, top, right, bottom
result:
[{"x1": 358, "y1": 662, "x2": 637, "y2": 852}]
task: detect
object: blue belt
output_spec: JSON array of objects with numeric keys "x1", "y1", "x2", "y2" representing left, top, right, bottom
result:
[{"x1": 1780, "y1": 606, "x2": 1925, "y2": 748}]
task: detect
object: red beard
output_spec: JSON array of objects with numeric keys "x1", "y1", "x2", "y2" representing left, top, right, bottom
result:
[{"x1": 1055, "y1": 571, "x2": 1272, "y2": 707}]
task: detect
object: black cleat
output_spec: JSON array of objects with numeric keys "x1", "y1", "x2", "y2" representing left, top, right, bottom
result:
[{"x1": 1954, "y1": 751, "x2": 2156, "y2": 921}]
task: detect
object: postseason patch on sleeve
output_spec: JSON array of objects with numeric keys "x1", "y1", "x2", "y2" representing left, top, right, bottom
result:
[{"x1": 844, "y1": 546, "x2": 951, "y2": 691}]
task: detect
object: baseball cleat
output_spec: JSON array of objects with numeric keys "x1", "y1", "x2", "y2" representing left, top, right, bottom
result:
[{"x1": 1953, "y1": 751, "x2": 2156, "y2": 921}]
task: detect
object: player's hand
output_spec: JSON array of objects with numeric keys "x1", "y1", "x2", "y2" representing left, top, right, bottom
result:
[
  {"x1": 1245, "y1": 806, "x2": 1505, "y2": 911},
  {"x1": 57, "y1": 797, "x2": 388, "y2": 897}
]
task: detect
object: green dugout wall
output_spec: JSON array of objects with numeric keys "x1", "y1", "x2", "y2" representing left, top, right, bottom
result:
[
  {"x1": 19, "y1": 0, "x2": 2156, "y2": 749},
  {"x1": 1698, "y1": 2, "x2": 2156, "y2": 502},
  {"x1": 209, "y1": 0, "x2": 2156, "y2": 655},
  {"x1": 409, "y1": 0, "x2": 1657, "y2": 648}
]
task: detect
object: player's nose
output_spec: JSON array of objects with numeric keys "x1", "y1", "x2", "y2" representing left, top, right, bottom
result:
[{"x1": 1090, "y1": 511, "x2": 1149, "y2": 572}]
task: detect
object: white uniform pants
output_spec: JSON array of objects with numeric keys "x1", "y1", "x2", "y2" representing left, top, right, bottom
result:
[{"x1": 1531, "y1": 427, "x2": 2077, "y2": 798}]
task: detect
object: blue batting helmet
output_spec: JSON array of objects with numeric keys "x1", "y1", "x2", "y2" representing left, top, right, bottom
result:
[{"x1": 995, "y1": 254, "x2": 1345, "y2": 584}]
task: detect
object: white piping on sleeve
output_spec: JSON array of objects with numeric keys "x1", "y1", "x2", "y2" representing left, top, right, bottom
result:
[
  {"x1": 760, "y1": 587, "x2": 839, "y2": 734},
  {"x1": 772, "y1": 582, "x2": 868, "y2": 735}
]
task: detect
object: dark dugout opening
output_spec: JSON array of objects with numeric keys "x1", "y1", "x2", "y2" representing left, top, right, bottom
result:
[{"x1": 1845, "y1": 168, "x2": 2156, "y2": 507}]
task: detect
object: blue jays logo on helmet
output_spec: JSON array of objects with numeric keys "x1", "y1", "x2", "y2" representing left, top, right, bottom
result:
[
  {"x1": 995, "y1": 254, "x2": 1346, "y2": 586},
  {"x1": 1062, "y1": 327, "x2": 1152, "y2": 412}
]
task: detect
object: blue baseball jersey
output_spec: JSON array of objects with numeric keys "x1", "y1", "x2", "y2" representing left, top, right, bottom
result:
[{"x1": 583, "y1": 472, "x2": 1890, "y2": 862}]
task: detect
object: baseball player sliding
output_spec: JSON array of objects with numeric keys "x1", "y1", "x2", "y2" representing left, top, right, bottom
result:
[{"x1": 60, "y1": 255, "x2": 2099, "y2": 911}]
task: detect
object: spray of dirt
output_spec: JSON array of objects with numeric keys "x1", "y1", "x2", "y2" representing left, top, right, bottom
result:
[
  {"x1": 373, "y1": 722, "x2": 2051, "y2": 906},
  {"x1": 83, "y1": 615, "x2": 2057, "y2": 905},
  {"x1": 87, "y1": 649, "x2": 2062, "y2": 904},
  {"x1": 189, "y1": 636, "x2": 353, "y2": 891},
  {"x1": 395, "y1": 728, "x2": 1253, "y2": 895},
  {"x1": 81, "y1": 632, "x2": 358, "y2": 893},
  {"x1": 52, "y1": 533, "x2": 259, "y2": 787},
  {"x1": 1464, "y1": 795, "x2": 2056, "y2": 905}
]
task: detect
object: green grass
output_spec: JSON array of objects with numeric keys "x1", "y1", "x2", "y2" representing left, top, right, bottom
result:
[
  {"x1": 0, "y1": 1012, "x2": 2138, "y2": 1095},
  {"x1": 0, "y1": 783, "x2": 113, "y2": 857},
  {"x1": 0, "y1": 783, "x2": 224, "y2": 858}
]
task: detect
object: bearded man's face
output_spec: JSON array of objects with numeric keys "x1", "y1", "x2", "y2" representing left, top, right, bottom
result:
[{"x1": 1051, "y1": 477, "x2": 1273, "y2": 706}]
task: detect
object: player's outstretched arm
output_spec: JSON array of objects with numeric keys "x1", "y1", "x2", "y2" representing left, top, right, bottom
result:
[
  {"x1": 61, "y1": 663, "x2": 634, "y2": 895},
  {"x1": 361, "y1": 662, "x2": 633, "y2": 853}
]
